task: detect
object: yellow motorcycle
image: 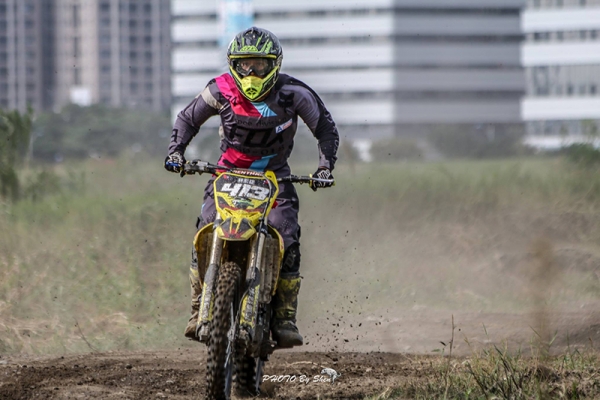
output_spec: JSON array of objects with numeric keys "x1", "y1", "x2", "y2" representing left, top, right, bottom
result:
[{"x1": 182, "y1": 160, "x2": 334, "y2": 399}]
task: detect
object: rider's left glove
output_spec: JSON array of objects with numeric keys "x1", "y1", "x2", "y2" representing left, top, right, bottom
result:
[
  {"x1": 309, "y1": 167, "x2": 335, "y2": 192},
  {"x1": 164, "y1": 152, "x2": 186, "y2": 173}
]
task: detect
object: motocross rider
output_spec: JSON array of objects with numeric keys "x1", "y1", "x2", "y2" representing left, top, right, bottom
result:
[{"x1": 164, "y1": 27, "x2": 339, "y2": 348}]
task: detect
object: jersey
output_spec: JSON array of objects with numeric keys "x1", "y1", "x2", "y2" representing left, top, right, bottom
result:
[{"x1": 169, "y1": 73, "x2": 339, "y2": 175}]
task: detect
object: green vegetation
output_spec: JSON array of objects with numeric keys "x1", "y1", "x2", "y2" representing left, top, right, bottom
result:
[
  {"x1": 0, "y1": 107, "x2": 98, "y2": 204},
  {"x1": 2, "y1": 155, "x2": 600, "y2": 399},
  {"x1": 299, "y1": 159, "x2": 600, "y2": 325},
  {"x1": 427, "y1": 124, "x2": 528, "y2": 159},
  {"x1": 564, "y1": 143, "x2": 600, "y2": 168},
  {"x1": 0, "y1": 108, "x2": 33, "y2": 201},
  {"x1": 32, "y1": 104, "x2": 171, "y2": 162},
  {"x1": 367, "y1": 346, "x2": 600, "y2": 399},
  {"x1": 370, "y1": 137, "x2": 423, "y2": 162},
  {"x1": 363, "y1": 320, "x2": 600, "y2": 399},
  {"x1": 0, "y1": 155, "x2": 196, "y2": 354}
]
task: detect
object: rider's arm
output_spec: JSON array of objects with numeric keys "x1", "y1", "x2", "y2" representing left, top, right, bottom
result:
[
  {"x1": 169, "y1": 83, "x2": 220, "y2": 155},
  {"x1": 292, "y1": 85, "x2": 340, "y2": 171}
]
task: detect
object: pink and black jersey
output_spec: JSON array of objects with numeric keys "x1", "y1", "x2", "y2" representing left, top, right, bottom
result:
[{"x1": 169, "y1": 73, "x2": 339, "y2": 175}]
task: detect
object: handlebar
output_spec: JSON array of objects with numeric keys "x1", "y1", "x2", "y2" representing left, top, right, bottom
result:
[
  {"x1": 275, "y1": 175, "x2": 333, "y2": 185},
  {"x1": 180, "y1": 159, "x2": 334, "y2": 185},
  {"x1": 181, "y1": 160, "x2": 221, "y2": 176}
]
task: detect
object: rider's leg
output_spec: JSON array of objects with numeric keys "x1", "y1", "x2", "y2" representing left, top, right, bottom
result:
[
  {"x1": 184, "y1": 247, "x2": 202, "y2": 340},
  {"x1": 184, "y1": 180, "x2": 217, "y2": 340},
  {"x1": 272, "y1": 243, "x2": 303, "y2": 347},
  {"x1": 268, "y1": 182, "x2": 303, "y2": 347}
]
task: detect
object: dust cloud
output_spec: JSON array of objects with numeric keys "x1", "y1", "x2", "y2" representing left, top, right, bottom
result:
[{"x1": 293, "y1": 180, "x2": 600, "y2": 356}]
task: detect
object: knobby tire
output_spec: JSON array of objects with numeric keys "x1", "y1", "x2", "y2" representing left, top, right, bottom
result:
[
  {"x1": 205, "y1": 261, "x2": 241, "y2": 400},
  {"x1": 234, "y1": 354, "x2": 263, "y2": 397}
]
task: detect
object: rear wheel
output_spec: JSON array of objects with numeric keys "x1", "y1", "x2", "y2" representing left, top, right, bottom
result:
[{"x1": 205, "y1": 261, "x2": 241, "y2": 400}]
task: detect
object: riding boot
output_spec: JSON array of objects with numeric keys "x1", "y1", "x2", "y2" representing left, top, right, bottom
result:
[
  {"x1": 271, "y1": 273, "x2": 303, "y2": 348},
  {"x1": 184, "y1": 251, "x2": 202, "y2": 341}
]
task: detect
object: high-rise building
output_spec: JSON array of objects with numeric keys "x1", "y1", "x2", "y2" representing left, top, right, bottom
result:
[
  {"x1": 0, "y1": 0, "x2": 55, "y2": 112},
  {"x1": 521, "y1": 0, "x2": 600, "y2": 140},
  {"x1": 171, "y1": 0, "x2": 525, "y2": 142},
  {"x1": 0, "y1": 0, "x2": 172, "y2": 113},
  {"x1": 392, "y1": 0, "x2": 525, "y2": 139},
  {"x1": 54, "y1": 0, "x2": 172, "y2": 112}
]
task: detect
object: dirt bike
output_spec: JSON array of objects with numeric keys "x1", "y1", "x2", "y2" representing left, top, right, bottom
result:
[{"x1": 181, "y1": 159, "x2": 334, "y2": 400}]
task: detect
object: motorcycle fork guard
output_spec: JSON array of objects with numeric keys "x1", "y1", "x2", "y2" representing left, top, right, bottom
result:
[
  {"x1": 196, "y1": 220, "x2": 224, "y2": 343},
  {"x1": 240, "y1": 233, "x2": 264, "y2": 338},
  {"x1": 239, "y1": 230, "x2": 282, "y2": 358}
]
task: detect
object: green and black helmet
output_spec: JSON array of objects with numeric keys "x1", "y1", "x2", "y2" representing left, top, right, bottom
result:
[{"x1": 227, "y1": 27, "x2": 283, "y2": 102}]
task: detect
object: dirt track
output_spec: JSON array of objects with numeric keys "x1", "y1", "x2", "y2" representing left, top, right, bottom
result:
[
  {"x1": 0, "y1": 350, "x2": 429, "y2": 399},
  {"x1": 2, "y1": 306, "x2": 600, "y2": 400}
]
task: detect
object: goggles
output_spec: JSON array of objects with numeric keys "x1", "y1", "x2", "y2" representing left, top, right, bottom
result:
[{"x1": 232, "y1": 58, "x2": 274, "y2": 78}]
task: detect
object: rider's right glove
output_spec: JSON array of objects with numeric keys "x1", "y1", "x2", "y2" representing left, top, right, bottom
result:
[
  {"x1": 309, "y1": 167, "x2": 335, "y2": 192},
  {"x1": 164, "y1": 152, "x2": 186, "y2": 173}
]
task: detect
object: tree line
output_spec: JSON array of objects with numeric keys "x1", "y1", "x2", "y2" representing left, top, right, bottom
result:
[{"x1": 0, "y1": 104, "x2": 171, "y2": 202}]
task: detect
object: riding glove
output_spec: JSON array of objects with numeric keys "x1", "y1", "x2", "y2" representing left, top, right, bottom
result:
[
  {"x1": 164, "y1": 152, "x2": 186, "y2": 173},
  {"x1": 309, "y1": 167, "x2": 334, "y2": 191}
]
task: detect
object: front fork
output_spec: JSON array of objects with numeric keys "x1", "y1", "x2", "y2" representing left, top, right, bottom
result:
[
  {"x1": 239, "y1": 229, "x2": 266, "y2": 339},
  {"x1": 196, "y1": 218, "x2": 276, "y2": 358},
  {"x1": 240, "y1": 224, "x2": 279, "y2": 358},
  {"x1": 196, "y1": 216, "x2": 224, "y2": 343}
]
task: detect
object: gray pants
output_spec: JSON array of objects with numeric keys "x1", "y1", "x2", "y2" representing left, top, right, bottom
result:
[{"x1": 196, "y1": 178, "x2": 301, "y2": 257}]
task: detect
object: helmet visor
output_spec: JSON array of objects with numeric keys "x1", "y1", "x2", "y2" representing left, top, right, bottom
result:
[{"x1": 232, "y1": 58, "x2": 274, "y2": 78}]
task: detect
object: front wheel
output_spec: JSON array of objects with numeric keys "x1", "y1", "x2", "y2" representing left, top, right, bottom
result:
[
  {"x1": 234, "y1": 355, "x2": 264, "y2": 397},
  {"x1": 205, "y1": 261, "x2": 241, "y2": 400}
]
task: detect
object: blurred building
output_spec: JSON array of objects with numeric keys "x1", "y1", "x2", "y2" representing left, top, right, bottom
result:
[
  {"x1": 392, "y1": 0, "x2": 525, "y2": 140},
  {"x1": 0, "y1": 0, "x2": 55, "y2": 112},
  {"x1": 172, "y1": 0, "x2": 525, "y2": 142},
  {"x1": 521, "y1": 0, "x2": 600, "y2": 144},
  {"x1": 54, "y1": 0, "x2": 171, "y2": 112},
  {"x1": 0, "y1": 0, "x2": 172, "y2": 113}
]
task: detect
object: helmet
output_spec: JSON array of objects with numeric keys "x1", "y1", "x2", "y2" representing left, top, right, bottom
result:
[{"x1": 227, "y1": 27, "x2": 283, "y2": 102}]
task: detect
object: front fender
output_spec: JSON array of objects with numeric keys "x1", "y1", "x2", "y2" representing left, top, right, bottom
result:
[
  {"x1": 193, "y1": 223, "x2": 214, "y2": 285},
  {"x1": 216, "y1": 217, "x2": 256, "y2": 241}
]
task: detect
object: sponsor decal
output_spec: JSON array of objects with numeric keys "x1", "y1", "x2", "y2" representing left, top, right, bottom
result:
[{"x1": 275, "y1": 119, "x2": 293, "y2": 134}]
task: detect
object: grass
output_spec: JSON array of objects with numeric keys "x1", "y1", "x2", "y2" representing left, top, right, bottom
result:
[
  {"x1": 365, "y1": 342, "x2": 600, "y2": 399},
  {"x1": 0, "y1": 155, "x2": 198, "y2": 354},
  {"x1": 300, "y1": 158, "x2": 600, "y2": 320},
  {"x1": 362, "y1": 315, "x2": 600, "y2": 399},
  {"x1": 1, "y1": 154, "x2": 600, "y2": 360}
]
